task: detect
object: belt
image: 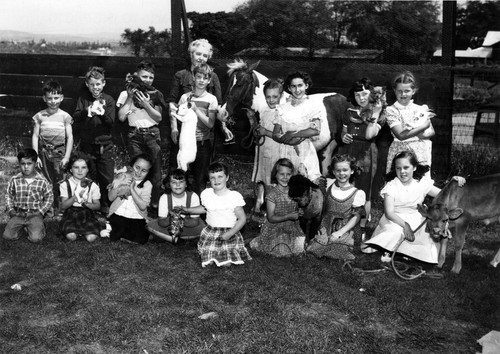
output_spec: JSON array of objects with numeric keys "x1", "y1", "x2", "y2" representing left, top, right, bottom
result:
[
  {"x1": 130, "y1": 126, "x2": 159, "y2": 133},
  {"x1": 14, "y1": 207, "x2": 40, "y2": 216},
  {"x1": 42, "y1": 143, "x2": 65, "y2": 150}
]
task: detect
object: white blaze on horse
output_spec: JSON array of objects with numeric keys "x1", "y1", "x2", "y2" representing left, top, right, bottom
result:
[{"x1": 222, "y1": 59, "x2": 350, "y2": 175}]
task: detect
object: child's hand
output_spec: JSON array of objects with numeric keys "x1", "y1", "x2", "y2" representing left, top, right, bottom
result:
[
  {"x1": 134, "y1": 90, "x2": 150, "y2": 108},
  {"x1": 220, "y1": 232, "x2": 233, "y2": 241},
  {"x1": 452, "y1": 176, "x2": 466, "y2": 187},
  {"x1": 36, "y1": 157, "x2": 43, "y2": 169},
  {"x1": 288, "y1": 211, "x2": 300, "y2": 221},
  {"x1": 403, "y1": 222, "x2": 415, "y2": 242},
  {"x1": 280, "y1": 131, "x2": 296, "y2": 144},
  {"x1": 342, "y1": 133, "x2": 353, "y2": 144},
  {"x1": 330, "y1": 230, "x2": 344, "y2": 239},
  {"x1": 60, "y1": 157, "x2": 69, "y2": 168}
]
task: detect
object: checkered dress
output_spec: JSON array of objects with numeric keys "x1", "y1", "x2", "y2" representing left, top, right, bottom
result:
[{"x1": 198, "y1": 226, "x2": 252, "y2": 267}]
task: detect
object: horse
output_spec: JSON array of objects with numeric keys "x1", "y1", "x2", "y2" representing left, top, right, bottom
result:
[{"x1": 222, "y1": 59, "x2": 350, "y2": 175}]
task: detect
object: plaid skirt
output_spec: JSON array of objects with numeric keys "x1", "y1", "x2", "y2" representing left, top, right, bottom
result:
[
  {"x1": 197, "y1": 225, "x2": 252, "y2": 267},
  {"x1": 60, "y1": 206, "x2": 102, "y2": 236}
]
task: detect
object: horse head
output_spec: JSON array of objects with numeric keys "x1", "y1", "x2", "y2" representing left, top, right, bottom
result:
[{"x1": 224, "y1": 59, "x2": 261, "y2": 119}]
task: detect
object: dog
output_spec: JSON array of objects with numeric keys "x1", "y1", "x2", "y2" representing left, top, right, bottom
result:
[
  {"x1": 170, "y1": 102, "x2": 198, "y2": 171},
  {"x1": 125, "y1": 73, "x2": 166, "y2": 109},
  {"x1": 109, "y1": 166, "x2": 133, "y2": 199}
]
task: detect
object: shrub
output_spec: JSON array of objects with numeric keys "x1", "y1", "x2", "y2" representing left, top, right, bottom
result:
[{"x1": 450, "y1": 144, "x2": 500, "y2": 177}]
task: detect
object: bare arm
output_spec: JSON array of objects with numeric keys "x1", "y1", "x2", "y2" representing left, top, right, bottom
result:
[
  {"x1": 221, "y1": 206, "x2": 246, "y2": 240},
  {"x1": 62, "y1": 123, "x2": 74, "y2": 167},
  {"x1": 384, "y1": 195, "x2": 414, "y2": 241},
  {"x1": 391, "y1": 118, "x2": 430, "y2": 141},
  {"x1": 266, "y1": 199, "x2": 299, "y2": 223}
]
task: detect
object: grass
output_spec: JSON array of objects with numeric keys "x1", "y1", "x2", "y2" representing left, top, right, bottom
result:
[{"x1": 0, "y1": 146, "x2": 499, "y2": 353}]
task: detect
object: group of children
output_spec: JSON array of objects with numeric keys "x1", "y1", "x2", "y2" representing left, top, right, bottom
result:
[{"x1": 3, "y1": 38, "x2": 463, "y2": 269}]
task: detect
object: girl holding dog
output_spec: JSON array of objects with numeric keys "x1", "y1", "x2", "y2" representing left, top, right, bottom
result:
[
  {"x1": 147, "y1": 169, "x2": 205, "y2": 243},
  {"x1": 108, "y1": 153, "x2": 153, "y2": 244},
  {"x1": 59, "y1": 153, "x2": 102, "y2": 242},
  {"x1": 250, "y1": 158, "x2": 306, "y2": 257}
]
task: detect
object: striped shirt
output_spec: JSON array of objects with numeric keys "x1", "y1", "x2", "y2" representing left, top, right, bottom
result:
[{"x1": 6, "y1": 172, "x2": 54, "y2": 214}]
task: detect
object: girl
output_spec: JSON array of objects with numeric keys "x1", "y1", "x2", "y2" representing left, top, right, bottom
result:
[
  {"x1": 339, "y1": 78, "x2": 384, "y2": 231},
  {"x1": 273, "y1": 71, "x2": 322, "y2": 182},
  {"x1": 307, "y1": 154, "x2": 366, "y2": 260},
  {"x1": 182, "y1": 162, "x2": 251, "y2": 267},
  {"x1": 59, "y1": 153, "x2": 102, "y2": 242},
  {"x1": 252, "y1": 78, "x2": 285, "y2": 213},
  {"x1": 250, "y1": 158, "x2": 306, "y2": 257},
  {"x1": 363, "y1": 151, "x2": 465, "y2": 263},
  {"x1": 108, "y1": 153, "x2": 153, "y2": 244},
  {"x1": 147, "y1": 169, "x2": 205, "y2": 243},
  {"x1": 385, "y1": 71, "x2": 435, "y2": 173}
]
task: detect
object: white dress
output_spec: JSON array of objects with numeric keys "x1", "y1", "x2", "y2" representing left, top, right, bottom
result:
[
  {"x1": 274, "y1": 98, "x2": 321, "y2": 181},
  {"x1": 363, "y1": 177, "x2": 439, "y2": 263}
]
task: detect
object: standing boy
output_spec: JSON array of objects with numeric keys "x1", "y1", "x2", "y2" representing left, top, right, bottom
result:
[
  {"x1": 73, "y1": 66, "x2": 116, "y2": 214},
  {"x1": 117, "y1": 60, "x2": 165, "y2": 212},
  {"x1": 32, "y1": 79, "x2": 73, "y2": 212},
  {"x1": 171, "y1": 63, "x2": 218, "y2": 195},
  {"x1": 3, "y1": 148, "x2": 54, "y2": 242}
]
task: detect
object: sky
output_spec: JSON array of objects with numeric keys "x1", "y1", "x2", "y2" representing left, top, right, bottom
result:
[{"x1": 0, "y1": 0, "x2": 245, "y2": 36}]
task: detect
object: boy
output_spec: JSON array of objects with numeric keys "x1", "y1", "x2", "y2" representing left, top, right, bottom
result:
[
  {"x1": 3, "y1": 148, "x2": 54, "y2": 242},
  {"x1": 32, "y1": 79, "x2": 73, "y2": 212},
  {"x1": 170, "y1": 63, "x2": 218, "y2": 195},
  {"x1": 73, "y1": 66, "x2": 116, "y2": 214},
  {"x1": 117, "y1": 60, "x2": 165, "y2": 211}
]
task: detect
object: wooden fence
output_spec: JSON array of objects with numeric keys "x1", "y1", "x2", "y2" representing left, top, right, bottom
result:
[{"x1": 0, "y1": 53, "x2": 454, "y2": 181}]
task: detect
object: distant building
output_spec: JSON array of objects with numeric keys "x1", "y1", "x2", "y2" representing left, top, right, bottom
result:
[
  {"x1": 433, "y1": 30, "x2": 500, "y2": 64},
  {"x1": 234, "y1": 47, "x2": 383, "y2": 62}
]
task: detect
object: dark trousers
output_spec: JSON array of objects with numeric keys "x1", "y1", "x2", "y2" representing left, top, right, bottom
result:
[
  {"x1": 109, "y1": 213, "x2": 149, "y2": 244},
  {"x1": 190, "y1": 139, "x2": 213, "y2": 196},
  {"x1": 127, "y1": 126, "x2": 162, "y2": 206}
]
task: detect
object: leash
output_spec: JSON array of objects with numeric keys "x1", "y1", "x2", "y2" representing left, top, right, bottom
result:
[{"x1": 390, "y1": 219, "x2": 430, "y2": 280}]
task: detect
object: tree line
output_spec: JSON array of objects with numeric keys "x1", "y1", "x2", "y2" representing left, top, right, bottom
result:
[{"x1": 120, "y1": 0, "x2": 500, "y2": 64}]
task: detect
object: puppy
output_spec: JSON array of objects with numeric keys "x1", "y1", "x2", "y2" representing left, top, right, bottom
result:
[
  {"x1": 170, "y1": 102, "x2": 198, "y2": 171},
  {"x1": 109, "y1": 166, "x2": 133, "y2": 199}
]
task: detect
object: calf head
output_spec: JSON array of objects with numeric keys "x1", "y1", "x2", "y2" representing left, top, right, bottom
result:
[{"x1": 417, "y1": 203, "x2": 464, "y2": 239}]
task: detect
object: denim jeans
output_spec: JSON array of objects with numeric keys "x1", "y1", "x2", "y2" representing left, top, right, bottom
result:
[
  {"x1": 128, "y1": 126, "x2": 162, "y2": 205},
  {"x1": 190, "y1": 139, "x2": 213, "y2": 196},
  {"x1": 3, "y1": 213, "x2": 45, "y2": 242}
]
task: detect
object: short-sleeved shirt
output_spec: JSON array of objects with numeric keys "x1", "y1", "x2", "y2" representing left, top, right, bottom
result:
[
  {"x1": 158, "y1": 192, "x2": 201, "y2": 219},
  {"x1": 33, "y1": 108, "x2": 72, "y2": 147},
  {"x1": 200, "y1": 188, "x2": 245, "y2": 228},
  {"x1": 179, "y1": 91, "x2": 218, "y2": 141},
  {"x1": 59, "y1": 177, "x2": 101, "y2": 207}
]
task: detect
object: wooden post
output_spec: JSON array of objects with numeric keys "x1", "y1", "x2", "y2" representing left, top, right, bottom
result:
[
  {"x1": 440, "y1": 0, "x2": 457, "y2": 177},
  {"x1": 171, "y1": 0, "x2": 182, "y2": 58}
]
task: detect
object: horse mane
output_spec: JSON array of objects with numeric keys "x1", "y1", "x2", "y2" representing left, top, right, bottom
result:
[{"x1": 226, "y1": 58, "x2": 248, "y2": 76}]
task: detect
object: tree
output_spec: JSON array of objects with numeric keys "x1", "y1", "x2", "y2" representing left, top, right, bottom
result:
[
  {"x1": 187, "y1": 11, "x2": 253, "y2": 57},
  {"x1": 121, "y1": 27, "x2": 172, "y2": 57},
  {"x1": 348, "y1": 1, "x2": 441, "y2": 64},
  {"x1": 456, "y1": 0, "x2": 500, "y2": 49}
]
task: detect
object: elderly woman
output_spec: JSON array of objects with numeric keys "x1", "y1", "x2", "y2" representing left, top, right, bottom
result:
[{"x1": 168, "y1": 38, "x2": 222, "y2": 145}]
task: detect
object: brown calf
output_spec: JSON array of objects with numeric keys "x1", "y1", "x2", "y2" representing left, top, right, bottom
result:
[{"x1": 418, "y1": 174, "x2": 500, "y2": 273}]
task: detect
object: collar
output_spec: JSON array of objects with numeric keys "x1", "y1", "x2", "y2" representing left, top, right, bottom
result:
[{"x1": 393, "y1": 100, "x2": 414, "y2": 110}]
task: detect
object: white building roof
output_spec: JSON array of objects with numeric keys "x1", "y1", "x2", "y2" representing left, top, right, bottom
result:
[
  {"x1": 433, "y1": 46, "x2": 492, "y2": 58},
  {"x1": 482, "y1": 31, "x2": 500, "y2": 47}
]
